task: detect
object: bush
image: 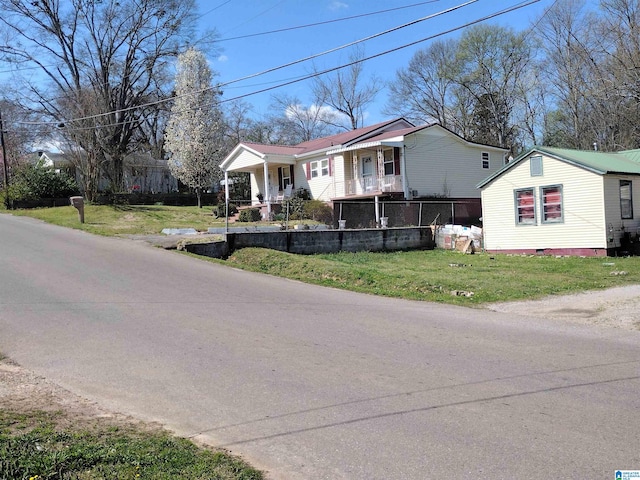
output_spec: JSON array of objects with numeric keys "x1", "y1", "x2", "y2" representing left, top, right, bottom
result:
[
  {"x1": 283, "y1": 197, "x2": 305, "y2": 219},
  {"x1": 213, "y1": 202, "x2": 237, "y2": 218},
  {"x1": 291, "y1": 187, "x2": 311, "y2": 200},
  {"x1": 237, "y1": 208, "x2": 262, "y2": 222},
  {"x1": 7, "y1": 161, "x2": 79, "y2": 202},
  {"x1": 303, "y1": 200, "x2": 334, "y2": 224}
]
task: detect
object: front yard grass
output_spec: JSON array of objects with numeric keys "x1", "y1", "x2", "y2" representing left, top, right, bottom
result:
[
  {"x1": 216, "y1": 248, "x2": 640, "y2": 305},
  {"x1": 8, "y1": 204, "x2": 227, "y2": 236}
]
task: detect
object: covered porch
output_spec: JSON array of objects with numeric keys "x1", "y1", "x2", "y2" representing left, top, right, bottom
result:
[
  {"x1": 221, "y1": 143, "x2": 298, "y2": 218},
  {"x1": 329, "y1": 143, "x2": 406, "y2": 199}
]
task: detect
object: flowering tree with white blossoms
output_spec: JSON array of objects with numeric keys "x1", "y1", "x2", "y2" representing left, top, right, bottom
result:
[{"x1": 165, "y1": 47, "x2": 225, "y2": 208}]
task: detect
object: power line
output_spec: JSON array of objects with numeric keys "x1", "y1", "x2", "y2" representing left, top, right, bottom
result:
[
  {"x1": 14, "y1": 0, "x2": 478, "y2": 128},
  {"x1": 216, "y1": 0, "x2": 441, "y2": 42},
  {"x1": 5, "y1": 1, "x2": 540, "y2": 132},
  {"x1": 218, "y1": 0, "x2": 542, "y2": 105}
]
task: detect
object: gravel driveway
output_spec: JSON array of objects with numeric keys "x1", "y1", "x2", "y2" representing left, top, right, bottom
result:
[{"x1": 487, "y1": 284, "x2": 640, "y2": 331}]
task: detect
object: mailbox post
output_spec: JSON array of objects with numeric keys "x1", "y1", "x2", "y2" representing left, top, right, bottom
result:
[{"x1": 70, "y1": 196, "x2": 85, "y2": 223}]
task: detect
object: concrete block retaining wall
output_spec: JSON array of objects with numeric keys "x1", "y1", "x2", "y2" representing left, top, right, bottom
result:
[{"x1": 183, "y1": 227, "x2": 434, "y2": 258}]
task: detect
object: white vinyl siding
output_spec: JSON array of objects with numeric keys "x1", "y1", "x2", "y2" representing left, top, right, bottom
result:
[
  {"x1": 481, "y1": 154, "x2": 606, "y2": 251},
  {"x1": 404, "y1": 129, "x2": 504, "y2": 198},
  {"x1": 305, "y1": 156, "x2": 336, "y2": 201},
  {"x1": 231, "y1": 150, "x2": 267, "y2": 170}
]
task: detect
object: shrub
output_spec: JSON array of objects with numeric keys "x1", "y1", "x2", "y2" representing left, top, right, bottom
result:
[
  {"x1": 283, "y1": 197, "x2": 305, "y2": 219},
  {"x1": 213, "y1": 202, "x2": 237, "y2": 218},
  {"x1": 7, "y1": 161, "x2": 79, "y2": 202},
  {"x1": 303, "y1": 200, "x2": 334, "y2": 224},
  {"x1": 237, "y1": 208, "x2": 262, "y2": 222},
  {"x1": 291, "y1": 187, "x2": 311, "y2": 200}
]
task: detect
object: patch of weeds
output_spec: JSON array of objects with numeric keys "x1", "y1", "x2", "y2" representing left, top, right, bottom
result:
[{"x1": 0, "y1": 410, "x2": 263, "y2": 480}]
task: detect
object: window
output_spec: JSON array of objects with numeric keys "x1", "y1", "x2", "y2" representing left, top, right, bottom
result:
[
  {"x1": 279, "y1": 166, "x2": 291, "y2": 189},
  {"x1": 481, "y1": 152, "x2": 490, "y2": 169},
  {"x1": 541, "y1": 185, "x2": 563, "y2": 223},
  {"x1": 530, "y1": 155, "x2": 543, "y2": 176},
  {"x1": 310, "y1": 159, "x2": 329, "y2": 178},
  {"x1": 515, "y1": 188, "x2": 536, "y2": 225},
  {"x1": 383, "y1": 150, "x2": 395, "y2": 175},
  {"x1": 620, "y1": 180, "x2": 633, "y2": 219}
]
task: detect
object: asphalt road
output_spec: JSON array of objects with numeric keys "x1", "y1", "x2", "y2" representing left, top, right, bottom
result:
[{"x1": 1, "y1": 213, "x2": 639, "y2": 479}]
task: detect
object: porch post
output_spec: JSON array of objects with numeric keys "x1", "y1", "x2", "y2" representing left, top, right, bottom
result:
[
  {"x1": 377, "y1": 147, "x2": 384, "y2": 190},
  {"x1": 352, "y1": 152, "x2": 358, "y2": 194},
  {"x1": 401, "y1": 145, "x2": 410, "y2": 199},
  {"x1": 263, "y1": 161, "x2": 271, "y2": 217},
  {"x1": 375, "y1": 195, "x2": 380, "y2": 226},
  {"x1": 224, "y1": 170, "x2": 229, "y2": 234}
]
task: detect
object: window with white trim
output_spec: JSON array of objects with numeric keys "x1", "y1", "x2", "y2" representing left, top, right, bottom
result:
[
  {"x1": 515, "y1": 188, "x2": 536, "y2": 225},
  {"x1": 280, "y1": 166, "x2": 291, "y2": 189},
  {"x1": 481, "y1": 152, "x2": 490, "y2": 169},
  {"x1": 383, "y1": 150, "x2": 394, "y2": 175},
  {"x1": 310, "y1": 159, "x2": 329, "y2": 178},
  {"x1": 620, "y1": 180, "x2": 633, "y2": 219},
  {"x1": 541, "y1": 185, "x2": 563, "y2": 223}
]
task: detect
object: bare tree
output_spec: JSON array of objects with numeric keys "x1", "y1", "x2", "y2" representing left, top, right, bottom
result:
[
  {"x1": 164, "y1": 47, "x2": 225, "y2": 208},
  {"x1": 454, "y1": 24, "x2": 534, "y2": 151},
  {"x1": 385, "y1": 39, "x2": 460, "y2": 128},
  {"x1": 269, "y1": 94, "x2": 338, "y2": 143},
  {"x1": 538, "y1": 0, "x2": 602, "y2": 149},
  {"x1": 0, "y1": 0, "x2": 207, "y2": 192},
  {"x1": 312, "y1": 47, "x2": 381, "y2": 130},
  {"x1": 595, "y1": 0, "x2": 640, "y2": 149}
]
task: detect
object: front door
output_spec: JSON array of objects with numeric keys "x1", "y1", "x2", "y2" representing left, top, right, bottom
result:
[{"x1": 362, "y1": 156, "x2": 374, "y2": 191}]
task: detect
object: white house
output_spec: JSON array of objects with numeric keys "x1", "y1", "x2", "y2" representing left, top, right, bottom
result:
[
  {"x1": 477, "y1": 146, "x2": 640, "y2": 256},
  {"x1": 33, "y1": 150, "x2": 177, "y2": 194},
  {"x1": 221, "y1": 118, "x2": 509, "y2": 217}
]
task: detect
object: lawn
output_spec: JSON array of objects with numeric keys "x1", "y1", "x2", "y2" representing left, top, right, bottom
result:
[
  {"x1": 9, "y1": 204, "x2": 227, "y2": 236},
  {"x1": 217, "y1": 247, "x2": 640, "y2": 305}
]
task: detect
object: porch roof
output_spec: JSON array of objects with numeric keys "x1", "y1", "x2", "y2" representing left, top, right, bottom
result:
[
  {"x1": 326, "y1": 125, "x2": 429, "y2": 154},
  {"x1": 221, "y1": 118, "x2": 416, "y2": 171}
]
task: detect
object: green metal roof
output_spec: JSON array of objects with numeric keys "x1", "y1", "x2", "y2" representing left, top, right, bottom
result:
[{"x1": 477, "y1": 145, "x2": 640, "y2": 189}]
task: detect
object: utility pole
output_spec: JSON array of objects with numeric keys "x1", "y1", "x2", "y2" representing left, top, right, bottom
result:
[{"x1": 0, "y1": 107, "x2": 10, "y2": 209}]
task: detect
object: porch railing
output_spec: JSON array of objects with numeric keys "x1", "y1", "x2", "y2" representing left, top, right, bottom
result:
[{"x1": 345, "y1": 175, "x2": 403, "y2": 196}]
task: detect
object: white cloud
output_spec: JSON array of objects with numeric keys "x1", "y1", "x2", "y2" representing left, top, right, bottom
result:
[
  {"x1": 217, "y1": 55, "x2": 228, "y2": 63},
  {"x1": 329, "y1": 1, "x2": 348, "y2": 11}
]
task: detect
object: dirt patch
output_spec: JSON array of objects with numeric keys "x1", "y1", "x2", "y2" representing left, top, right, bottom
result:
[
  {"x1": 0, "y1": 357, "x2": 160, "y2": 435},
  {"x1": 487, "y1": 284, "x2": 640, "y2": 331}
]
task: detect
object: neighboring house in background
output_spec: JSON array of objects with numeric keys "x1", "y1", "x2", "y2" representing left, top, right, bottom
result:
[
  {"x1": 477, "y1": 146, "x2": 640, "y2": 256},
  {"x1": 35, "y1": 151, "x2": 76, "y2": 176},
  {"x1": 221, "y1": 118, "x2": 509, "y2": 216},
  {"x1": 32, "y1": 150, "x2": 177, "y2": 194},
  {"x1": 124, "y1": 152, "x2": 177, "y2": 193}
]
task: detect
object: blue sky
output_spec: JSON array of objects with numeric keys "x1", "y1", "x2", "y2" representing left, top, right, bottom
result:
[{"x1": 197, "y1": 0, "x2": 559, "y2": 125}]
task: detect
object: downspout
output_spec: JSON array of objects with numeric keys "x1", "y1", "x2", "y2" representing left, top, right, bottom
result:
[{"x1": 263, "y1": 161, "x2": 271, "y2": 217}]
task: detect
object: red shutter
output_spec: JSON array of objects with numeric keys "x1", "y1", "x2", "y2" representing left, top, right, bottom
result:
[
  {"x1": 305, "y1": 163, "x2": 311, "y2": 180},
  {"x1": 328, "y1": 156, "x2": 333, "y2": 176}
]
